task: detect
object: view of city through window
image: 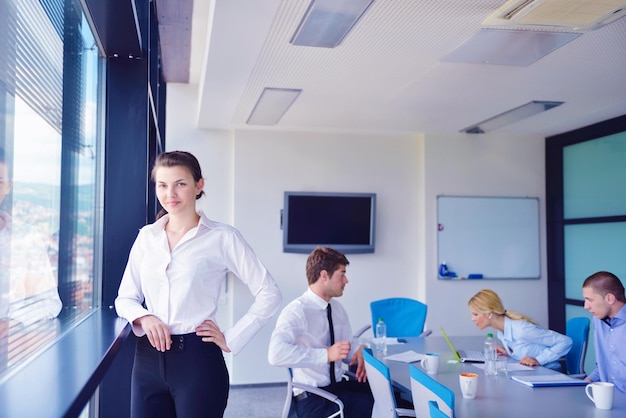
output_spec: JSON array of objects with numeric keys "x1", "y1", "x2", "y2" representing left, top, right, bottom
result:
[{"x1": 0, "y1": 0, "x2": 103, "y2": 378}]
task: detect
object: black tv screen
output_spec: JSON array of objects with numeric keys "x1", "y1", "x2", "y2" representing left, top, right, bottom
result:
[{"x1": 282, "y1": 192, "x2": 376, "y2": 254}]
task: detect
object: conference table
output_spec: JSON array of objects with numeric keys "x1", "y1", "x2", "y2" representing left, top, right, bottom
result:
[{"x1": 382, "y1": 335, "x2": 626, "y2": 418}]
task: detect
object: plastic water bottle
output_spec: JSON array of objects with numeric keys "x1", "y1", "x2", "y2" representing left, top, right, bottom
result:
[
  {"x1": 375, "y1": 318, "x2": 387, "y2": 357},
  {"x1": 484, "y1": 333, "x2": 497, "y2": 376}
]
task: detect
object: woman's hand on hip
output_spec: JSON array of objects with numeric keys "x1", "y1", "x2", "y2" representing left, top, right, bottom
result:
[
  {"x1": 196, "y1": 319, "x2": 231, "y2": 353},
  {"x1": 135, "y1": 315, "x2": 172, "y2": 352}
]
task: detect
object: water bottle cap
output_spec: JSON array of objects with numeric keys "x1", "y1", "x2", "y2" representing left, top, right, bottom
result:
[
  {"x1": 487, "y1": 333, "x2": 493, "y2": 338},
  {"x1": 378, "y1": 317, "x2": 384, "y2": 322}
]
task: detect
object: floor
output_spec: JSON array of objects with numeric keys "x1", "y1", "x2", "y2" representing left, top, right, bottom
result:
[{"x1": 224, "y1": 383, "x2": 288, "y2": 418}]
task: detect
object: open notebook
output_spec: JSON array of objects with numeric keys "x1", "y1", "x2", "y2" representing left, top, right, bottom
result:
[
  {"x1": 510, "y1": 374, "x2": 588, "y2": 387},
  {"x1": 440, "y1": 327, "x2": 485, "y2": 363}
]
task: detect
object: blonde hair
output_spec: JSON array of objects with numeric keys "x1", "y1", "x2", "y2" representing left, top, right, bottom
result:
[{"x1": 468, "y1": 289, "x2": 537, "y2": 325}]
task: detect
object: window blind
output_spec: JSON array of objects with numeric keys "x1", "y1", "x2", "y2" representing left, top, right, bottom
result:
[{"x1": 0, "y1": 0, "x2": 63, "y2": 133}]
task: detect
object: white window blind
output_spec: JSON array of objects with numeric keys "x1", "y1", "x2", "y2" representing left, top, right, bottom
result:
[{"x1": 0, "y1": 0, "x2": 63, "y2": 133}]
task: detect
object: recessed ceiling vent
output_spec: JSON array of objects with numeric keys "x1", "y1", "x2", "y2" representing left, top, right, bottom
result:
[{"x1": 483, "y1": 0, "x2": 626, "y2": 31}]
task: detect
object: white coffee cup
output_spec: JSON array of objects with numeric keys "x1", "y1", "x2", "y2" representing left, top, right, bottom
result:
[
  {"x1": 459, "y1": 373, "x2": 478, "y2": 399},
  {"x1": 420, "y1": 353, "x2": 440, "y2": 375},
  {"x1": 585, "y1": 382, "x2": 614, "y2": 410}
]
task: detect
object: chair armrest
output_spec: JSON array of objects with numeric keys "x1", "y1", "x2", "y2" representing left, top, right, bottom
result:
[
  {"x1": 342, "y1": 370, "x2": 357, "y2": 381},
  {"x1": 353, "y1": 324, "x2": 371, "y2": 338},
  {"x1": 396, "y1": 408, "x2": 416, "y2": 417},
  {"x1": 292, "y1": 382, "x2": 340, "y2": 403},
  {"x1": 289, "y1": 381, "x2": 345, "y2": 418}
]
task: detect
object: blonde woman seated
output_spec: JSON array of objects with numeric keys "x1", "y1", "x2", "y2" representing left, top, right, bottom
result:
[{"x1": 468, "y1": 289, "x2": 572, "y2": 371}]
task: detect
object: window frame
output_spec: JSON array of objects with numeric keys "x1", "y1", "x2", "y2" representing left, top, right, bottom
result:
[{"x1": 546, "y1": 114, "x2": 626, "y2": 331}]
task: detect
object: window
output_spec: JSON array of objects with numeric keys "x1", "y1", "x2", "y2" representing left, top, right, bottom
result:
[
  {"x1": 546, "y1": 115, "x2": 626, "y2": 374},
  {"x1": 0, "y1": 0, "x2": 103, "y2": 379}
]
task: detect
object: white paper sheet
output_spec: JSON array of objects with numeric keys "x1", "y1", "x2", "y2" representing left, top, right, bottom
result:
[
  {"x1": 386, "y1": 338, "x2": 404, "y2": 346},
  {"x1": 384, "y1": 350, "x2": 425, "y2": 363},
  {"x1": 471, "y1": 362, "x2": 534, "y2": 371}
]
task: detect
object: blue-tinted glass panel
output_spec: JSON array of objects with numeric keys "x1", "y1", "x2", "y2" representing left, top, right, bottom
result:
[
  {"x1": 564, "y1": 222, "x2": 626, "y2": 300},
  {"x1": 563, "y1": 132, "x2": 626, "y2": 219}
]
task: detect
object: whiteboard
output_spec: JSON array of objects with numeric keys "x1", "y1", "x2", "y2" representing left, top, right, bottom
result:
[{"x1": 437, "y1": 196, "x2": 540, "y2": 280}]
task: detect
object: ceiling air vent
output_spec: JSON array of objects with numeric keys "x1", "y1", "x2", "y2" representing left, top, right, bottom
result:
[{"x1": 483, "y1": 0, "x2": 626, "y2": 31}]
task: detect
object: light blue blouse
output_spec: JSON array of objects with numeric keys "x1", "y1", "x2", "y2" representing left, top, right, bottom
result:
[{"x1": 497, "y1": 317, "x2": 572, "y2": 371}]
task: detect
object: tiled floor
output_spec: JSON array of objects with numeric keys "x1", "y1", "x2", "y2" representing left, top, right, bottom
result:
[{"x1": 224, "y1": 383, "x2": 288, "y2": 418}]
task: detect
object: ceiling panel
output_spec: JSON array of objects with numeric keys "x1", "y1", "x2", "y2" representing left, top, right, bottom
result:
[{"x1": 162, "y1": 0, "x2": 626, "y2": 137}]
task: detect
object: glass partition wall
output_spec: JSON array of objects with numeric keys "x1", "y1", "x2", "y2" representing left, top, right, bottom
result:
[
  {"x1": 0, "y1": 0, "x2": 103, "y2": 380},
  {"x1": 546, "y1": 116, "x2": 626, "y2": 375}
]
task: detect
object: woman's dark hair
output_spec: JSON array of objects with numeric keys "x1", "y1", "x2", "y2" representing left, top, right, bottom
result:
[{"x1": 152, "y1": 151, "x2": 205, "y2": 219}]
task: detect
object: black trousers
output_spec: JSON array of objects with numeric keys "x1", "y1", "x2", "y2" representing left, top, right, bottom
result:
[
  {"x1": 131, "y1": 334, "x2": 229, "y2": 418},
  {"x1": 295, "y1": 380, "x2": 374, "y2": 418}
]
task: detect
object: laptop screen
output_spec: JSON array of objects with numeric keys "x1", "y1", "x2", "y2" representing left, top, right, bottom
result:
[{"x1": 439, "y1": 327, "x2": 461, "y2": 361}]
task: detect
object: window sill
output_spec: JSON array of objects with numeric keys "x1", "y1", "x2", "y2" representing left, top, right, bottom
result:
[{"x1": 0, "y1": 307, "x2": 130, "y2": 417}]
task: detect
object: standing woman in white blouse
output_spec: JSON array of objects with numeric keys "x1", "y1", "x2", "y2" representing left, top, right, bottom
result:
[{"x1": 115, "y1": 151, "x2": 282, "y2": 418}]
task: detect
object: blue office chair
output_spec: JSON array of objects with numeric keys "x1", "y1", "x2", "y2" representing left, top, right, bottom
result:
[
  {"x1": 370, "y1": 298, "x2": 428, "y2": 337},
  {"x1": 565, "y1": 316, "x2": 590, "y2": 378},
  {"x1": 363, "y1": 348, "x2": 416, "y2": 418},
  {"x1": 409, "y1": 364, "x2": 454, "y2": 418},
  {"x1": 281, "y1": 368, "x2": 344, "y2": 418},
  {"x1": 428, "y1": 400, "x2": 451, "y2": 418}
]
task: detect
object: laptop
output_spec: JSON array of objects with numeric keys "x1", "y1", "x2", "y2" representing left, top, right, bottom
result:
[{"x1": 440, "y1": 327, "x2": 485, "y2": 363}]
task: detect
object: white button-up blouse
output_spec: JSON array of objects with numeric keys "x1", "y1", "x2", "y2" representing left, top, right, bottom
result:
[{"x1": 115, "y1": 210, "x2": 282, "y2": 355}]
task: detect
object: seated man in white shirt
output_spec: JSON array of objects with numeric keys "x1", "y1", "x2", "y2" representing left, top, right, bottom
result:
[{"x1": 268, "y1": 246, "x2": 373, "y2": 418}]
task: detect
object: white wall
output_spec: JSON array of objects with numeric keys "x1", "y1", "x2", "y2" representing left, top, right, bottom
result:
[
  {"x1": 166, "y1": 83, "x2": 548, "y2": 385},
  {"x1": 421, "y1": 133, "x2": 548, "y2": 338},
  {"x1": 229, "y1": 129, "x2": 423, "y2": 383}
]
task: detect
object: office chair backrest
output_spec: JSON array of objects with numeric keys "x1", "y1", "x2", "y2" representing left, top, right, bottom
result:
[
  {"x1": 363, "y1": 348, "x2": 403, "y2": 418},
  {"x1": 370, "y1": 298, "x2": 427, "y2": 337},
  {"x1": 428, "y1": 400, "x2": 451, "y2": 418},
  {"x1": 410, "y1": 364, "x2": 454, "y2": 418},
  {"x1": 565, "y1": 316, "x2": 590, "y2": 376}
]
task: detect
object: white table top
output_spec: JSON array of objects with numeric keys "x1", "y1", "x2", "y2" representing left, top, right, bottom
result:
[{"x1": 383, "y1": 335, "x2": 626, "y2": 418}]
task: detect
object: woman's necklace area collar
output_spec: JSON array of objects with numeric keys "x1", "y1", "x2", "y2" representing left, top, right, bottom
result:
[{"x1": 165, "y1": 215, "x2": 200, "y2": 234}]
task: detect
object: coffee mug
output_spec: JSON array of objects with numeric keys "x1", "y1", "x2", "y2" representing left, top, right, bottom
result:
[
  {"x1": 420, "y1": 353, "x2": 440, "y2": 375},
  {"x1": 459, "y1": 373, "x2": 478, "y2": 399},
  {"x1": 585, "y1": 382, "x2": 614, "y2": 410}
]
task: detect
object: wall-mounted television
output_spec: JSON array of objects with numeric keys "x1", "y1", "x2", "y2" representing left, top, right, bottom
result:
[{"x1": 282, "y1": 191, "x2": 376, "y2": 254}]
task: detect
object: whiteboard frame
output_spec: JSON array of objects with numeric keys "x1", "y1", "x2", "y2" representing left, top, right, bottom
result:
[{"x1": 436, "y1": 195, "x2": 540, "y2": 280}]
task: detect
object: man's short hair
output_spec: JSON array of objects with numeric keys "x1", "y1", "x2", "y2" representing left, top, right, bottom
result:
[
  {"x1": 305, "y1": 247, "x2": 349, "y2": 285},
  {"x1": 583, "y1": 271, "x2": 626, "y2": 303}
]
